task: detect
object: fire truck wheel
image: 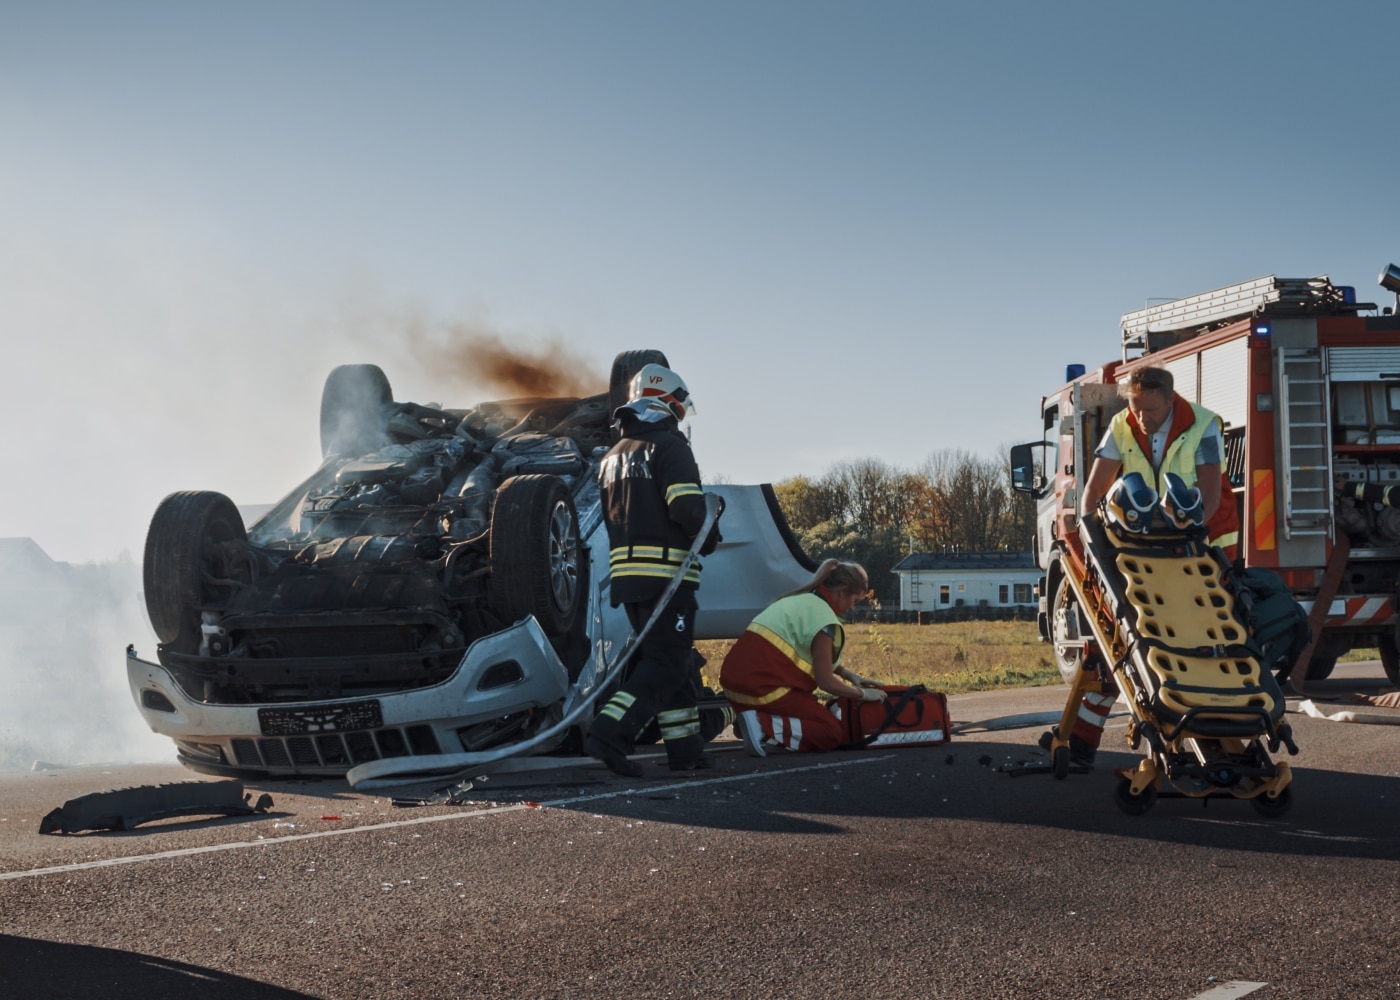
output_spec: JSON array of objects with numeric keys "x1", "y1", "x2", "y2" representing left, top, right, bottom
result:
[
  {"x1": 1048, "y1": 566, "x2": 1087, "y2": 686},
  {"x1": 1305, "y1": 655, "x2": 1337, "y2": 681},
  {"x1": 1380, "y1": 635, "x2": 1400, "y2": 685}
]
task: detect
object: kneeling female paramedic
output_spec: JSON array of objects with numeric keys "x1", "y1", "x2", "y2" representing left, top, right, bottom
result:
[{"x1": 720, "y1": 559, "x2": 886, "y2": 756}]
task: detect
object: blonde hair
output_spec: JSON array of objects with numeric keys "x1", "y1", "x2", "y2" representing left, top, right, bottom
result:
[{"x1": 778, "y1": 558, "x2": 869, "y2": 601}]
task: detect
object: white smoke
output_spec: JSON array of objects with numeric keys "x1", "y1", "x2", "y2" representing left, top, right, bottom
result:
[{"x1": 0, "y1": 544, "x2": 173, "y2": 770}]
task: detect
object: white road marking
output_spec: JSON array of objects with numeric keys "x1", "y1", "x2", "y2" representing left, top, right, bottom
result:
[
  {"x1": 1181, "y1": 817, "x2": 1373, "y2": 844},
  {"x1": 1186, "y1": 982, "x2": 1268, "y2": 999},
  {"x1": 0, "y1": 754, "x2": 896, "y2": 882}
]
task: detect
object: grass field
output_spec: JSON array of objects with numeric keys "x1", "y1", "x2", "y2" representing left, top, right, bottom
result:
[{"x1": 697, "y1": 619, "x2": 1060, "y2": 695}]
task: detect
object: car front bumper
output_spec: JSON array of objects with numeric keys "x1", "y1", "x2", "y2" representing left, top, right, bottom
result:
[{"x1": 126, "y1": 617, "x2": 575, "y2": 778}]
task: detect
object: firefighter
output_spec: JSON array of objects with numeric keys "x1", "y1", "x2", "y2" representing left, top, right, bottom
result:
[
  {"x1": 1043, "y1": 364, "x2": 1240, "y2": 766},
  {"x1": 584, "y1": 363, "x2": 722, "y2": 776},
  {"x1": 720, "y1": 560, "x2": 886, "y2": 756}
]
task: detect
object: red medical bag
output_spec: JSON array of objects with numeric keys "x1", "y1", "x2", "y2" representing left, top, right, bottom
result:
[{"x1": 835, "y1": 684, "x2": 951, "y2": 748}]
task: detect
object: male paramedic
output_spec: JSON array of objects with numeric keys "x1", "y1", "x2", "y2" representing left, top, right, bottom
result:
[
  {"x1": 1041, "y1": 364, "x2": 1240, "y2": 767},
  {"x1": 584, "y1": 363, "x2": 721, "y2": 776}
]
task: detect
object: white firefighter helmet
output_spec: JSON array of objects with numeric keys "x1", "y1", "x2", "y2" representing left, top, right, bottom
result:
[
  {"x1": 627, "y1": 364, "x2": 695, "y2": 421},
  {"x1": 1104, "y1": 472, "x2": 1159, "y2": 535},
  {"x1": 1158, "y1": 472, "x2": 1205, "y2": 530}
]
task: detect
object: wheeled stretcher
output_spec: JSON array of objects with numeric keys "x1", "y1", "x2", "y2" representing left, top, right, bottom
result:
[{"x1": 1049, "y1": 476, "x2": 1299, "y2": 816}]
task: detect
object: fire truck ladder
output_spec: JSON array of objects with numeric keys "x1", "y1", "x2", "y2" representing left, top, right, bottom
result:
[
  {"x1": 1276, "y1": 347, "x2": 1332, "y2": 539},
  {"x1": 1120, "y1": 275, "x2": 1345, "y2": 360}
]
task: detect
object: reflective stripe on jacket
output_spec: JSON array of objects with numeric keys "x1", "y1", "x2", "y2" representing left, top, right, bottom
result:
[
  {"x1": 598, "y1": 418, "x2": 707, "y2": 604},
  {"x1": 720, "y1": 592, "x2": 843, "y2": 706},
  {"x1": 1109, "y1": 395, "x2": 1240, "y2": 552}
]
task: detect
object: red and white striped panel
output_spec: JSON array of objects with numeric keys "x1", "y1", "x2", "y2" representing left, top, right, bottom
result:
[{"x1": 1296, "y1": 595, "x2": 1395, "y2": 627}]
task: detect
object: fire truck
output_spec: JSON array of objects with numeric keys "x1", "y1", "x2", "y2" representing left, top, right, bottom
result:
[{"x1": 1011, "y1": 266, "x2": 1400, "y2": 689}]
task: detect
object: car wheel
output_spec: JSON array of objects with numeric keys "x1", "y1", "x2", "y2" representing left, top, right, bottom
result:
[
  {"x1": 609, "y1": 350, "x2": 670, "y2": 433},
  {"x1": 489, "y1": 475, "x2": 583, "y2": 636},
  {"x1": 320, "y1": 364, "x2": 392, "y2": 457},
  {"x1": 143, "y1": 491, "x2": 249, "y2": 647},
  {"x1": 1049, "y1": 560, "x2": 1088, "y2": 685}
]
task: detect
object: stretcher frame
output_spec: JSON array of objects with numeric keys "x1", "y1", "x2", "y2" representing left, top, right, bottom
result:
[{"x1": 1049, "y1": 509, "x2": 1299, "y2": 816}]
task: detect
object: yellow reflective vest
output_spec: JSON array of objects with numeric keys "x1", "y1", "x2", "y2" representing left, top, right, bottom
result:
[{"x1": 1108, "y1": 397, "x2": 1240, "y2": 552}]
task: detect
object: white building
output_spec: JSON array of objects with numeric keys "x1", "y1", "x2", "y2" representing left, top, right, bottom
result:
[{"x1": 891, "y1": 551, "x2": 1038, "y2": 613}]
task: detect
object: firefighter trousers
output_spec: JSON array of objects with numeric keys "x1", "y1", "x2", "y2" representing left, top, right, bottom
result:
[{"x1": 589, "y1": 589, "x2": 705, "y2": 765}]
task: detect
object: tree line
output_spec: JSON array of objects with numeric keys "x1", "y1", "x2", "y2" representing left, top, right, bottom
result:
[{"x1": 772, "y1": 449, "x2": 1036, "y2": 601}]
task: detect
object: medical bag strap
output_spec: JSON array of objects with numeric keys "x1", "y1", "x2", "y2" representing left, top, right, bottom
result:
[{"x1": 852, "y1": 684, "x2": 928, "y2": 748}]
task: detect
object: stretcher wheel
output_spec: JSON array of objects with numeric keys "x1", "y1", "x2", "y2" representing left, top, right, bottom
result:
[
  {"x1": 1113, "y1": 777, "x2": 1157, "y2": 815},
  {"x1": 1051, "y1": 745, "x2": 1070, "y2": 780},
  {"x1": 1249, "y1": 786, "x2": 1293, "y2": 819}
]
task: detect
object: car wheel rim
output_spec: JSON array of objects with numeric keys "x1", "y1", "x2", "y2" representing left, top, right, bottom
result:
[{"x1": 547, "y1": 500, "x2": 579, "y2": 612}]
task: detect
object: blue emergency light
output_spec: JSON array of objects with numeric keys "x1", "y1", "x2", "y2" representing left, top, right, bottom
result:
[
  {"x1": 1065, "y1": 363, "x2": 1086, "y2": 381},
  {"x1": 1253, "y1": 323, "x2": 1270, "y2": 337}
]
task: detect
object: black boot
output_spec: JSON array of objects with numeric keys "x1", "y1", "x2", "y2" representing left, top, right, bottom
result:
[
  {"x1": 584, "y1": 734, "x2": 644, "y2": 778},
  {"x1": 1037, "y1": 727, "x2": 1097, "y2": 768},
  {"x1": 664, "y1": 733, "x2": 712, "y2": 771}
]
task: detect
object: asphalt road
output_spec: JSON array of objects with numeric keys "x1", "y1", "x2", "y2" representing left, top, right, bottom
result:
[{"x1": 1, "y1": 666, "x2": 1397, "y2": 1000}]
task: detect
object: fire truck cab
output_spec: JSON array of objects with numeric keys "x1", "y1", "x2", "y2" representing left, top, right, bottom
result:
[{"x1": 1012, "y1": 268, "x2": 1400, "y2": 686}]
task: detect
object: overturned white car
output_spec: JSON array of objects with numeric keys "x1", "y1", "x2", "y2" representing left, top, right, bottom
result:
[{"x1": 127, "y1": 351, "x2": 814, "y2": 787}]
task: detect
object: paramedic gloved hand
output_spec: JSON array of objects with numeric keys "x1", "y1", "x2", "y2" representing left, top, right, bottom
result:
[{"x1": 859, "y1": 687, "x2": 888, "y2": 703}]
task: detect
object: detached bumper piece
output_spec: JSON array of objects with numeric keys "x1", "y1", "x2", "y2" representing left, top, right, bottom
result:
[{"x1": 39, "y1": 780, "x2": 273, "y2": 835}]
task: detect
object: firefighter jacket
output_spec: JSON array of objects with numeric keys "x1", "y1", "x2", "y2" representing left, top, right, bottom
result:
[
  {"x1": 1109, "y1": 394, "x2": 1241, "y2": 552},
  {"x1": 599, "y1": 416, "x2": 709, "y2": 606},
  {"x1": 719, "y1": 591, "x2": 844, "y2": 707}
]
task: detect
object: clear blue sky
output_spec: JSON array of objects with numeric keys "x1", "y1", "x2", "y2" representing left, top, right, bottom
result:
[{"x1": 5, "y1": 1, "x2": 1400, "y2": 562}]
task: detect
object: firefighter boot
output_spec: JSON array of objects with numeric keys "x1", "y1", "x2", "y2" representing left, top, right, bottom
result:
[
  {"x1": 1038, "y1": 727, "x2": 1097, "y2": 768},
  {"x1": 585, "y1": 689, "x2": 652, "y2": 778},
  {"x1": 659, "y1": 709, "x2": 712, "y2": 771},
  {"x1": 664, "y1": 733, "x2": 712, "y2": 771}
]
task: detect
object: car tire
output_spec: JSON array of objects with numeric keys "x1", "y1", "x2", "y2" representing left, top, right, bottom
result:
[
  {"x1": 143, "y1": 491, "x2": 249, "y2": 646},
  {"x1": 320, "y1": 364, "x2": 392, "y2": 457},
  {"x1": 489, "y1": 474, "x2": 583, "y2": 637},
  {"x1": 609, "y1": 350, "x2": 670, "y2": 433}
]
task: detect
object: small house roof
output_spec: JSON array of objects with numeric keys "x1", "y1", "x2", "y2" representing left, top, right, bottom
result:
[{"x1": 891, "y1": 551, "x2": 1036, "y2": 573}]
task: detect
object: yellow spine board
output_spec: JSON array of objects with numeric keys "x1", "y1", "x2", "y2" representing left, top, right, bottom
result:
[{"x1": 1111, "y1": 541, "x2": 1279, "y2": 720}]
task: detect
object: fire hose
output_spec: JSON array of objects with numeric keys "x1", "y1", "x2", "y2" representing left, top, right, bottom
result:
[{"x1": 347, "y1": 493, "x2": 723, "y2": 790}]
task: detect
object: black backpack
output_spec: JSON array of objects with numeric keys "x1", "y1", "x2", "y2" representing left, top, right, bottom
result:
[{"x1": 1232, "y1": 566, "x2": 1311, "y2": 676}]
